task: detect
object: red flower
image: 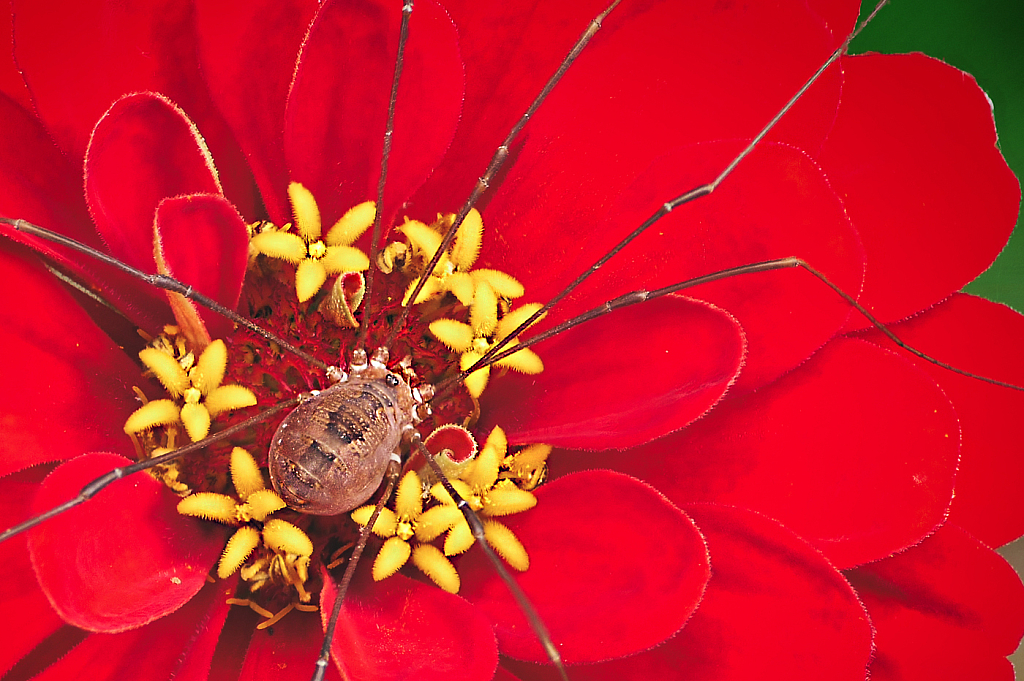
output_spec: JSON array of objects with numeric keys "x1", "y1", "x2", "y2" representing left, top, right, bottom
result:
[{"x1": 1, "y1": 1, "x2": 1022, "y2": 680}]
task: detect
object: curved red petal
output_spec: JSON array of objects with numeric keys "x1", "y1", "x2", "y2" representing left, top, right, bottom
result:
[
  {"x1": 846, "y1": 523, "x2": 1024, "y2": 681},
  {"x1": 425, "y1": 0, "x2": 846, "y2": 218},
  {"x1": 28, "y1": 453, "x2": 227, "y2": 632},
  {"x1": 155, "y1": 193, "x2": 249, "y2": 340},
  {"x1": 0, "y1": 93, "x2": 178, "y2": 332},
  {"x1": 195, "y1": 0, "x2": 319, "y2": 225},
  {"x1": 0, "y1": 466, "x2": 63, "y2": 677},
  {"x1": 12, "y1": 0, "x2": 254, "y2": 213},
  {"x1": 30, "y1": 579, "x2": 233, "y2": 681},
  {"x1": 320, "y1": 567, "x2": 498, "y2": 681},
  {"x1": 504, "y1": 504, "x2": 873, "y2": 681},
  {"x1": 496, "y1": 142, "x2": 863, "y2": 395},
  {"x1": 857, "y1": 293, "x2": 1024, "y2": 548},
  {"x1": 479, "y1": 295, "x2": 743, "y2": 450},
  {"x1": 817, "y1": 53, "x2": 1020, "y2": 328},
  {"x1": 85, "y1": 93, "x2": 222, "y2": 276},
  {"x1": 0, "y1": 250, "x2": 140, "y2": 476},
  {"x1": 285, "y1": 0, "x2": 463, "y2": 226},
  {"x1": 459, "y1": 471, "x2": 710, "y2": 664},
  {"x1": 0, "y1": 94, "x2": 91, "y2": 241},
  {"x1": 0, "y1": 10, "x2": 30, "y2": 109},
  {"x1": 553, "y1": 337, "x2": 959, "y2": 568},
  {"x1": 237, "y1": 609, "x2": 341, "y2": 681}
]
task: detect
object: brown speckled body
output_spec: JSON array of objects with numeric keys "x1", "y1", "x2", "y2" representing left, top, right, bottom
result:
[{"x1": 269, "y1": 369, "x2": 415, "y2": 515}]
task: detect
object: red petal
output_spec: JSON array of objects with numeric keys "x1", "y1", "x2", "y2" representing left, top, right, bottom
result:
[
  {"x1": 857, "y1": 293, "x2": 1024, "y2": 548},
  {"x1": 320, "y1": 567, "x2": 497, "y2": 681},
  {"x1": 479, "y1": 295, "x2": 743, "y2": 450},
  {"x1": 195, "y1": 0, "x2": 319, "y2": 226},
  {"x1": 0, "y1": 95, "x2": 187, "y2": 333},
  {"x1": 0, "y1": 94, "x2": 91, "y2": 241},
  {"x1": 553, "y1": 338, "x2": 960, "y2": 568},
  {"x1": 30, "y1": 579, "x2": 233, "y2": 681},
  {"x1": 504, "y1": 504, "x2": 873, "y2": 680},
  {"x1": 154, "y1": 194, "x2": 250, "y2": 340},
  {"x1": 817, "y1": 54, "x2": 1019, "y2": 328},
  {"x1": 496, "y1": 142, "x2": 863, "y2": 395},
  {"x1": 0, "y1": 11, "x2": 30, "y2": 109},
  {"x1": 846, "y1": 523, "x2": 1024, "y2": 681},
  {"x1": 84, "y1": 93, "x2": 222, "y2": 276},
  {"x1": 238, "y1": 609, "x2": 341, "y2": 681},
  {"x1": 0, "y1": 466, "x2": 63, "y2": 676},
  {"x1": 0, "y1": 249, "x2": 140, "y2": 476},
  {"x1": 12, "y1": 0, "x2": 254, "y2": 212},
  {"x1": 459, "y1": 471, "x2": 710, "y2": 664},
  {"x1": 426, "y1": 0, "x2": 847, "y2": 217},
  {"x1": 285, "y1": 0, "x2": 463, "y2": 226},
  {"x1": 29, "y1": 453, "x2": 227, "y2": 632}
]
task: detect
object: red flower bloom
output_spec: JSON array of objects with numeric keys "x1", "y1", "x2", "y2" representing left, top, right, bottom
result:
[{"x1": 1, "y1": 1, "x2": 1022, "y2": 680}]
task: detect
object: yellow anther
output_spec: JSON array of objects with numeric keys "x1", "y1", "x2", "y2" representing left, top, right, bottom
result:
[
  {"x1": 496, "y1": 302, "x2": 545, "y2": 341},
  {"x1": 484, "y1": 485, "x2": 537, "y2": 516},
  {"x1": 460, "y1": 352, "x2": 489, "y2": 399},
  {"x1": 251, "y1": 231, "x2": 306, "y2": 263},
  {"x1": 351, "y1": 506, "x2": 398, "y2": 537},
  {"x1": 288, "y1": 182, "x2": 322, "y2": 241},
  {"x1": 192, "y1": 339, "x2": 227, "y2": 394},
  {"x1": 414, "y1": 505, "x2": 462, "y2": 542},
  {"x1": 412, "y1": 544, "x2": 460, "y2": 593},
  {"x1": 494, "y1": 340, "x2": 544, "y2": 375},
  {"x1": 469, "y1": 280, "x2": 498, "y2": 336},
  {"x1": 180, "y1": 402, "x2": 212, "y2": 441},
  {"x1": 449, "y1": 208, "x2": 484, "y2": 269},
  {"x1": 470, "y1": 269, "x2": 524, "y2": 299},
  {"x1": 263, "y1": 519, "x2": 314, "y2": 557},
  {"x1": 218, "y1": 526, "x2": 261, "y2": 579},
  {"x1": 373, "y1": 536, "x2": 412, "y2": 581},
  {"x1": 124, "y1": 399, "x2": 180, "y2": 434},
  {"x1": 204, "y1": 385, "x2": 258, "y2": 417},
  {"x1": 178, "y1": 493, "x2": 239, "y2": 524},
  {"x1": 395, "y1": 471, "x2": 423, "y2": 520},
  {"x1": 138, "y1": 347, "x2": 189, "y2": 397},
  {"x1": 230, "y1": 447, "x2": 265, "y2": 500},
  {"x1": 327, "y1": 200, "x2": 376, "y2": 246},
  {"x1": 484, "y1": 520, "x2": 529, "y2": 571},
  {"x1": 242, "y1": 490, "x2": 287, "y2": 522},
  {"x1": 183, "y1": 386, "x2": 203, "y2": 405}
]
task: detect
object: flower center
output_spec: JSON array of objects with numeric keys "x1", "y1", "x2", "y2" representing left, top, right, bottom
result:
[{"x1": 123, "y1": 183, "x2": 551, "y2": 629}]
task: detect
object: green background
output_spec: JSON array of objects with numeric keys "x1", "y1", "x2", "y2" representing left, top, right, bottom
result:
[
  {"x1": 852, "y1": 0, "x2": 1024, "y2": 311},
  {"x1": 852, "y1": 0, "x2": 1024, "y2": 666}
]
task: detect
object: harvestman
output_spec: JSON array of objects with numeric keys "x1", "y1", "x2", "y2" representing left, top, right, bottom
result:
[{"x1": 1, "y1": 1, "x2": 1020, "y2": 680}]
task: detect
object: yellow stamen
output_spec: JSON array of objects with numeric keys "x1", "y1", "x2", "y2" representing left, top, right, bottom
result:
[
  {"x1": 288, "y1": 182, "x2": 322, "y2": 241},
  {"x1": 373, "y1": 536, "x2": 412, "y2": 581},
  {"x1": 230, "y1": 447, "x2": 265, "y2": 501},
  {"x1": 326, "y1": 200, "x2": 376, "y2": 246},
  {"x1": 412, "y1": 544, "x2": 460, "y2": 594}
]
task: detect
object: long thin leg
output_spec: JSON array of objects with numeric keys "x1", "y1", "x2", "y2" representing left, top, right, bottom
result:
[
  {"x1": 461, "y1": 0, "x2": 892, "y2": 381},
  {"x1": 381, "y1": 0, "x2": 624, "y2": 351},
  {"x1": 1, "y1": 217, "x2": 330, "y2": 371},
  {"x1": 356, "y1": 0, "x2": 415, "y2": 355},
  {"x1": 0, "y1": 397, "x2": 300, "y2": 544}
]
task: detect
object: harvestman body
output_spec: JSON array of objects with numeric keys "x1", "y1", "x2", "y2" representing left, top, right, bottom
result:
[
  {"x1": 1, "y1": 0, "x2": 1021, "y2": 679},
  {"x1": 269, "y1": 350, "x2": 420, "y2": 516}
]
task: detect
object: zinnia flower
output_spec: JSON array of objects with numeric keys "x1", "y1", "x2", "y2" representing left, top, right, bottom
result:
[{"x1": 0, "y1": 1, "x2": 1022, "y2": 680}]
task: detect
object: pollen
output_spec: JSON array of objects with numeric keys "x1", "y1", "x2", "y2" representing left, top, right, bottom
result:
[
  {"x1": 176, "y1": 448, "x2": 308, "y2": 600},
  {"x1": 351, "y1": 470, "x2": 461, "y2": 593},
  {"x1": 427, "y1": 426, "x2": 543, "y2": 571},
  {"x1": 249, "y1": 182, "x2": 372, "y2": 302},
  {"x1": 125, "y1": 336, "x2": 257, "y2": 442}
]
